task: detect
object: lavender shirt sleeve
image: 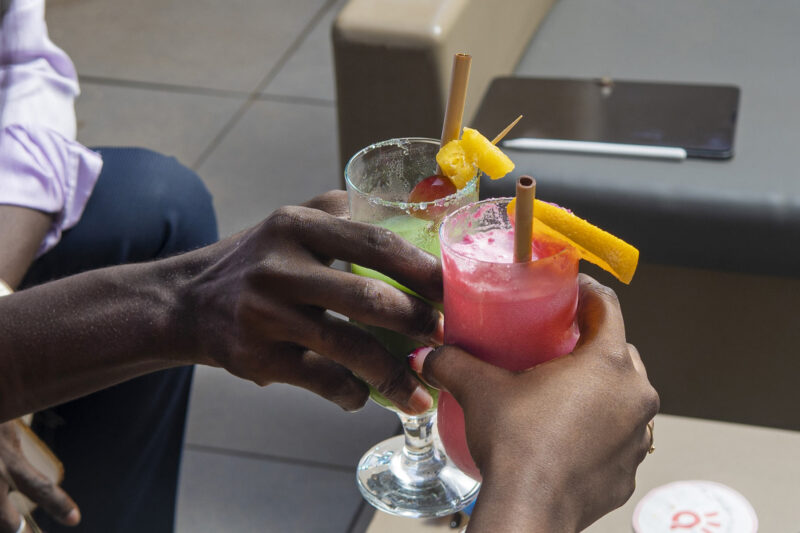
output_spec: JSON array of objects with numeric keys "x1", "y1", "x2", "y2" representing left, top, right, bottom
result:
[{"x1": 0, "y1": 0, "x2": 103, "y2": 256}]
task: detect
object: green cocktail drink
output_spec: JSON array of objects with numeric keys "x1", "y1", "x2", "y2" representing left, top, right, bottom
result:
[
  {"x1": 345, "y1": 137, "x2": 480, "y2": 518},
  {"x1": 350, "y1": 214, "x2": 442, "y2": 410}
]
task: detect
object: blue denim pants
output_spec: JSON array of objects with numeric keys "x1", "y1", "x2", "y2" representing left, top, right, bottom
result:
[{"x1": 23, "y1": 147, "x2": 218, "y2": 533}]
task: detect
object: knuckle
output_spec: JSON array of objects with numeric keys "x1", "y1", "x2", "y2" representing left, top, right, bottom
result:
[
  {"x1": 6, "y1": 458, "x2": 32, "y2": 480},
  {"x1": 354, "y1": 277, "x2": 384, "y2": 311},
  {"x1": 265, "y1": 206, "x2": 309, "y2": 234},
  {"x1": 241, "y1": 363, "x2": 276, "y2": 388},
  {"x1": 580, "y1": 274, "x2": 620, "y2": 305},
  {"x1": 341, "y1": 388, "x2": 370, "y2": 412},
  {"x1": 227, "y1": 346, "x2": 276, "y2": 387},
  {"x1": 26, "y1": 476, "x2": 56, "y2": 501},
  {"x1": 596, "y1": 283, "x2": 620, "y2": 306},
  {"x1": 421, "y1": 346, "x2": 446, "y2": 376},
  {"x1": 414, "y1": 306, "x2": 440, "y2": 338},
  {"x1": 354, "y1": 281, "x2": 436, "y2": 339},
  {"x1": 317, "y1": 325, "x2": 358, "y2": 356},
  {"x1": 398, "y1": 300, "x2": 438, "y2": 339},
  {"x1": 374, "y1": 364, "x2": 411, "y2": 402},
  {"x1": 252, "y1": 377, "x2": 274, "y2": 388},
  {"x1": 364, "y1": 225, "x2": 399, "y2": 254},
  {"x1": 340, "y1": 337, "x2": 369, "y2": 365},
  {"x1": 421, "y1": 346, "x2": 464, "y2": 392},
  {"x1": 324, "y1": 378, "x2": 369, "y2": 412},
  {"x1": 603, "y1": 346, "x2": 633, "y2": 372}
]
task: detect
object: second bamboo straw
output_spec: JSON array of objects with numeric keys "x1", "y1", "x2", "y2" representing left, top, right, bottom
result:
[{"x1": 514, "y1": 176, "x2": 536, "y2": 263}]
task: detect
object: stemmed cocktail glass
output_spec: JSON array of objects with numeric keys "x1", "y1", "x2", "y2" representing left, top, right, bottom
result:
[{"x1": 345, "y1": 137, "x2": 481, "y2": 518}]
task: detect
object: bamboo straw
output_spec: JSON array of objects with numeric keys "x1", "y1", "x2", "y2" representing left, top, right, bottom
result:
[
  {"x1": 514, "y1": 176, "x2": 536, "y2": 263},
  {"x1": 439, "y1": 53, "x2": 472, "y2": 149}
]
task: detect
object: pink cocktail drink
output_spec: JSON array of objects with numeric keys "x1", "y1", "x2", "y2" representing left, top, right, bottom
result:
[{"x1": 437, "y1": 198, "x2": 580, "y2": 480}]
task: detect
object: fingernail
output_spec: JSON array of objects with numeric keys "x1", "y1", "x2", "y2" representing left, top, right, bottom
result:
[
  {"x1": 408, "y1": 385, "x2": 433, "y2": 413},
  {"x1": 66, "y1": 508, "x2": 81, "y2": 525},
  {"x1": 408, "y1": 346, "x2": 433, "y2": 374},
  {"x1": 429, "y1": 313, "x2": 445, "y2": 345}
]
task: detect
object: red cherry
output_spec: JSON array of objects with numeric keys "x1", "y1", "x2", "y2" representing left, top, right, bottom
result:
[
  {"x1": 408, "y1": 174, "x2": 457, "y2": 203},
  {"x1": 408, "y1": 174, "x2": 458, "y2": 220}
]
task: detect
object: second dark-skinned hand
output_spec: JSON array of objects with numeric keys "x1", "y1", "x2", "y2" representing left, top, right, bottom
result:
[
  {"x1": 417, "y1": 275, "x2": 660, "y2": 532},
  {"x1": 173, "y1": 190, "x2": 441, "y2": 414},
  {"x1": 0, "y1": 421, "x2": 80, "y2": 532}
]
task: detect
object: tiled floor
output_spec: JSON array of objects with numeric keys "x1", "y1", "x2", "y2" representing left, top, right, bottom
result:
[{"x1": 45, "y1": 0, "x2": 395, "y2": 530}]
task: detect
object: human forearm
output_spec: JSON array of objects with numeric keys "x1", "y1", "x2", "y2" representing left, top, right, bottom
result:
[
  {"x1": 0, "y1": 257, "x2": 194, "y2": 422},
  {"x1": 0, "y1": 205, "x2": 52, "y2": 288},
  {"x1": 0, "y1": 190, "x2": 451, "y2": 421}
]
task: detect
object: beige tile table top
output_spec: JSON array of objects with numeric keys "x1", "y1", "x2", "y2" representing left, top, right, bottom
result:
[{"x1": 366, "y1": 414, "x2": 800, "y2": 532}]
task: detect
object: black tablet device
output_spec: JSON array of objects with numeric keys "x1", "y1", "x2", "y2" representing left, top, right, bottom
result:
[{"x1": 472, "y1": 77, "x2": 740, "y2": 159}]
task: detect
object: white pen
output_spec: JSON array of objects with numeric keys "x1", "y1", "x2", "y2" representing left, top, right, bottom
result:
[{"x1": 502, "y1": 138, "x2": 687, "y2": 161}]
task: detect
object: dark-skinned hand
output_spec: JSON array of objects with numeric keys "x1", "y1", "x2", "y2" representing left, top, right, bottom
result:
[
  {"x1": 175, "y1": 190, "x2": 441, "y2": 414},
  {"x1": 0, "y1": 421, "x2": 80, "y2": 532},
  {"x1": 416, "y1": 275, "x2": 659, "y2": 532}
]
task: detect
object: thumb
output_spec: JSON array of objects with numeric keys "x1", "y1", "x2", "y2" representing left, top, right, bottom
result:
[{"x1": 413, "y1": 346, "x2": 508, "y2": 405}]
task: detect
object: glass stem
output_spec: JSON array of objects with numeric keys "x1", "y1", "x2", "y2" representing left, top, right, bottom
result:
[
  {"x1": 356, "y1": 408, "x2": 482, "y2": 516},
  {"x1": 398, "y1": 411, "x2": 436, "y2": 462}
]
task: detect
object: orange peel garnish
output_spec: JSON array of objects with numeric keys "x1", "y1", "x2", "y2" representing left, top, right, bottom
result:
[{"x1": 508, "y1": 198, "x2": 639, "y2": 284}]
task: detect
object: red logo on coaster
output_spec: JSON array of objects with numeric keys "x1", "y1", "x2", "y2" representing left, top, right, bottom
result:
[{"x1": 670, "y1": 510, "x2": 721, "y2": 531}]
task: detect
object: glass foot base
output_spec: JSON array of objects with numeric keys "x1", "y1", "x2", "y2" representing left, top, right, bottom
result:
[{"x1": 357, "y1": 434, "x2": 481, "y2": 519}]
